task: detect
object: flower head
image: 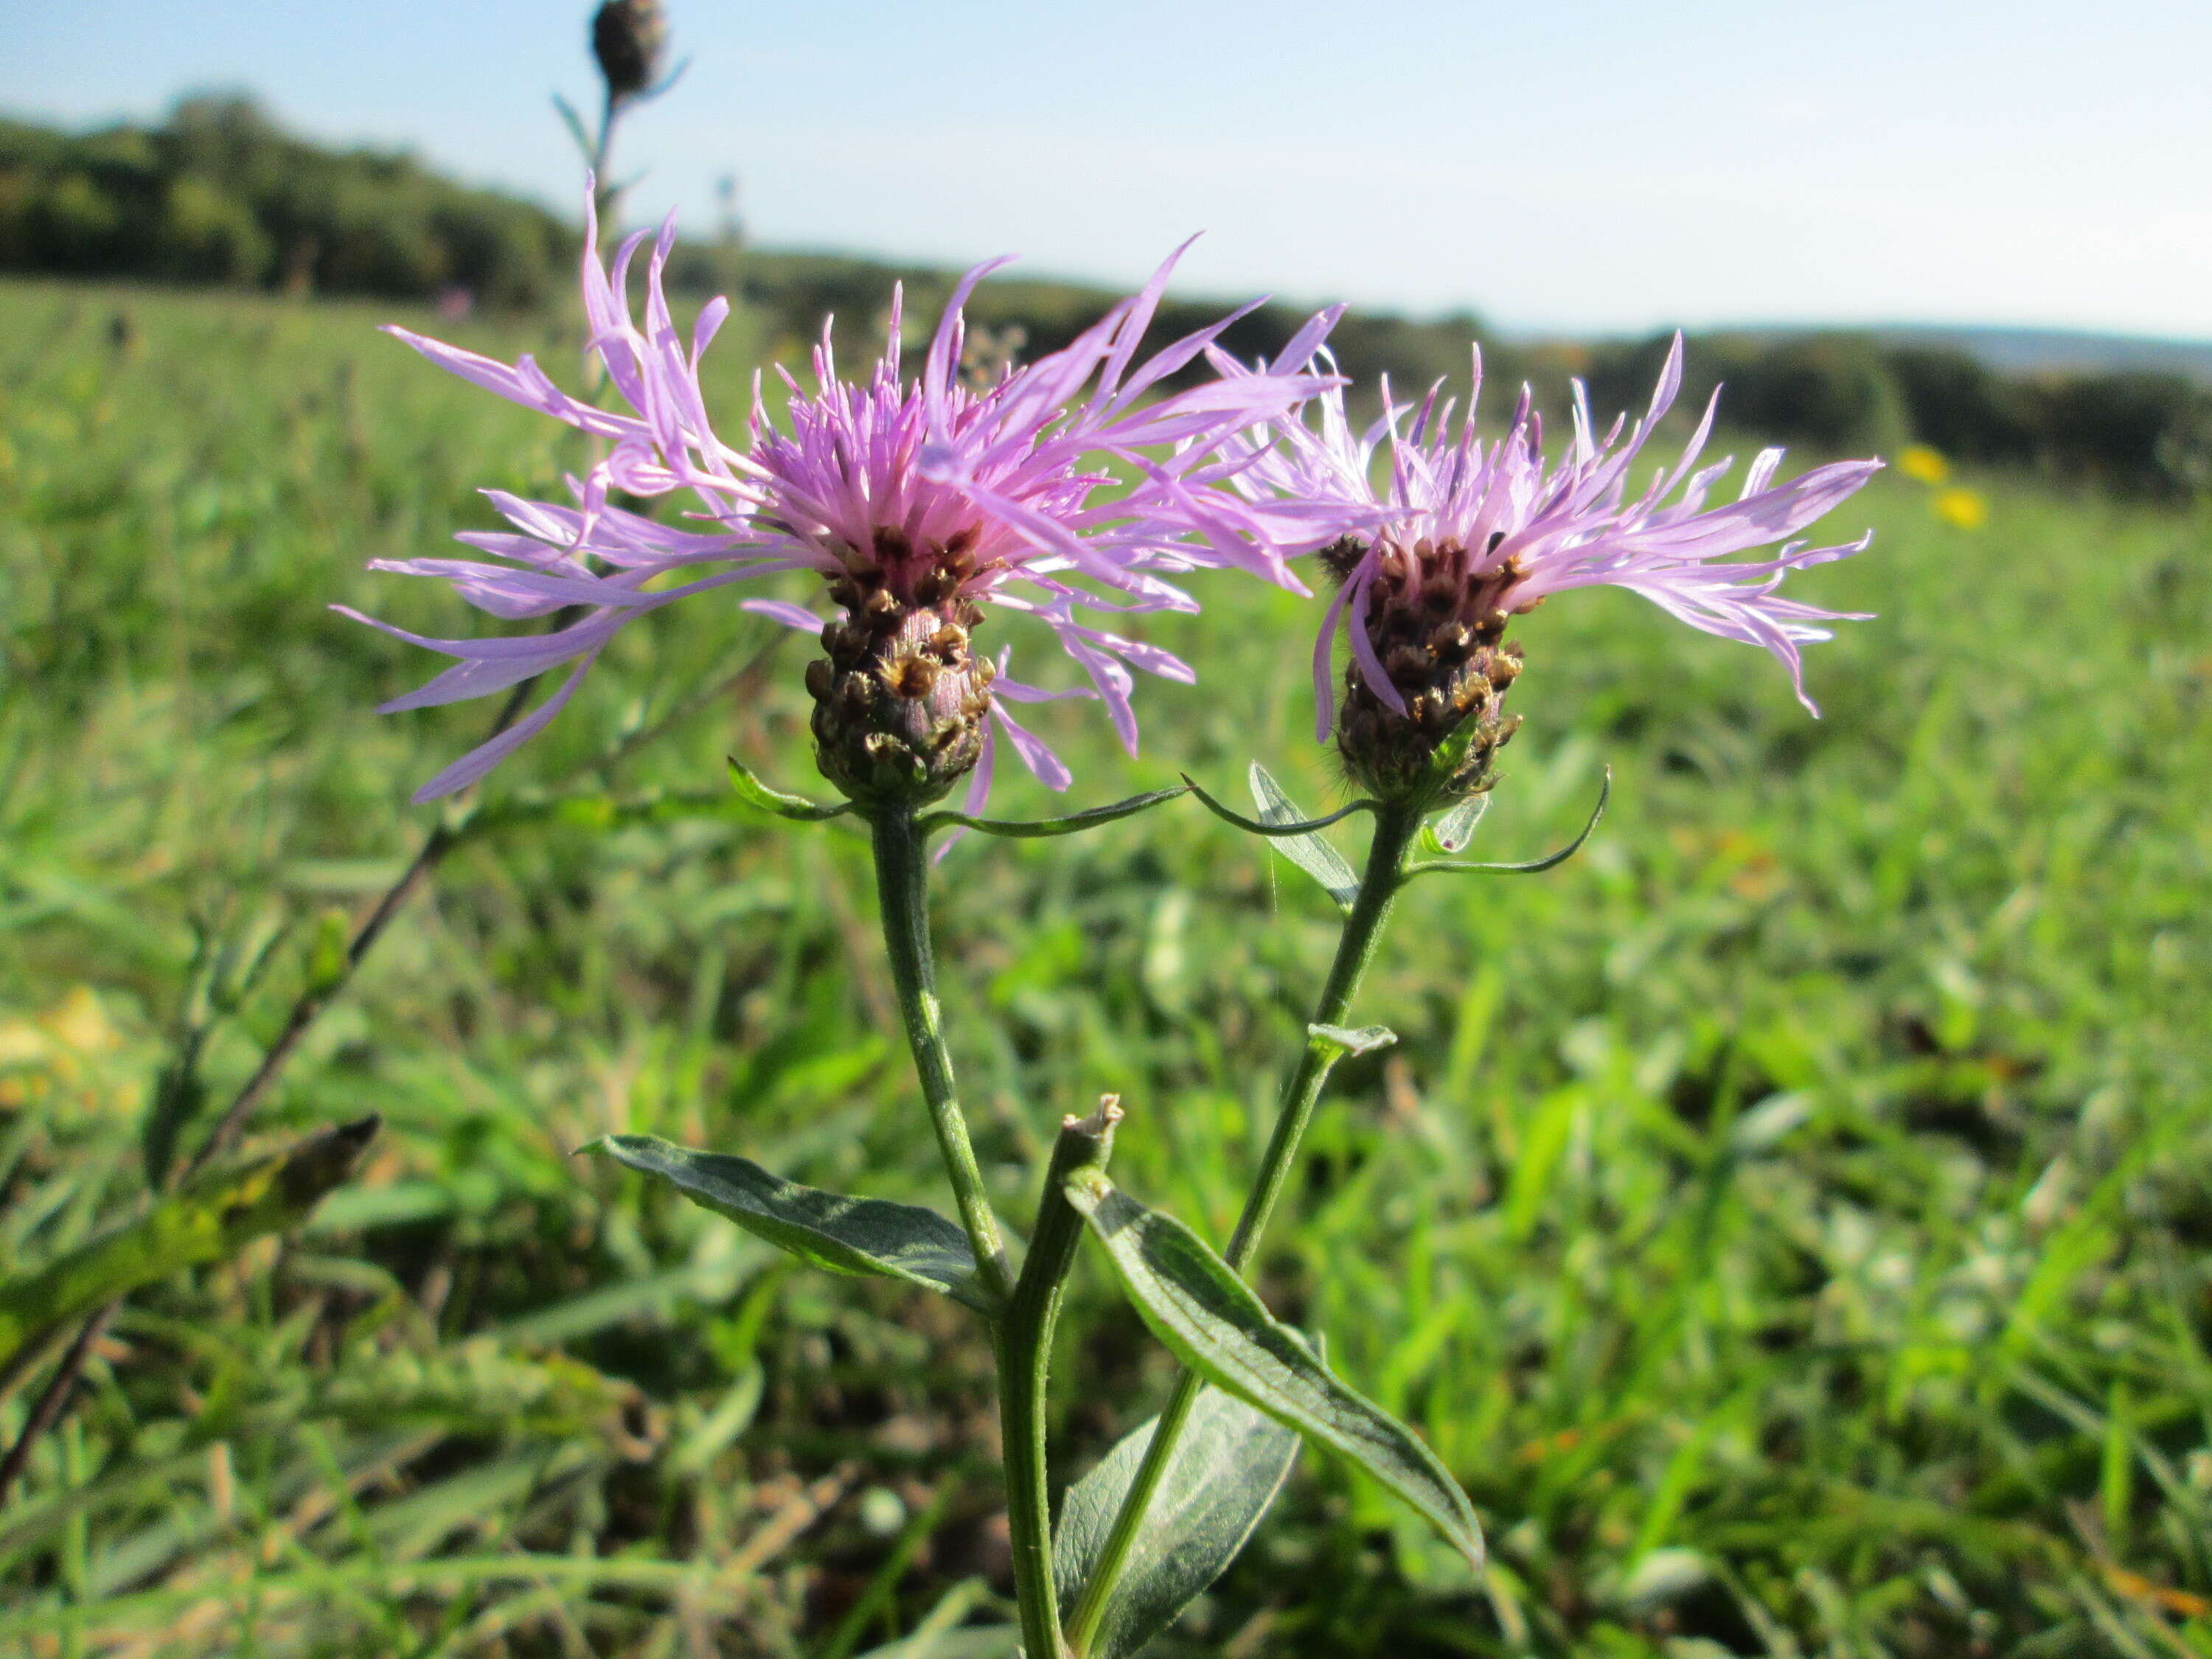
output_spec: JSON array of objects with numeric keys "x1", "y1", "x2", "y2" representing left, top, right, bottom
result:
[
  {"x1": 1219, "y1": 335, "x2": 1881, "y2": 800},
  {"x1": 345, "y1": 192, "x2": 1341, "y2": 808},
  {"x1": 591, "y1": 0, "x2": 670, "y2": 102}
]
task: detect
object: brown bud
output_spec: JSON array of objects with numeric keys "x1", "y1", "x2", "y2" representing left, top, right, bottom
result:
[{"x1": 591, "y1": 0, "x2": 669, "y2": 102}]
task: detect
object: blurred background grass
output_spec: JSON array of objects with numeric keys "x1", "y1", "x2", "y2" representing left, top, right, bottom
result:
[{"x1": 1, "y1": 271, "x2": 2208, "y2": 1658}]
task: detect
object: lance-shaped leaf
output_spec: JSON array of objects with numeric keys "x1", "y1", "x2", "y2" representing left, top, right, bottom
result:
[
  {"x1": 1246, "y1": 762, "x2": 1361, "y2": 911},
  {"x1": 0, "y1": 1117, "x2": 380, "y2": 1372},
  {"x1": 1064, "y1": 1172, "x2": 1484, "y2": 1573},
  {"x1": 586, "y1": 1134, "x2": 997, "y2": 1314},
  {"x1": 1425, "y1": 792, "x2": 1492, "y2": 855},
  {"x1": 1406, "y1": 768, "x2": 1610, "y2": 880},
  {"x1": 726, "y1": 754, "x2": 853, "y2": 822},
  {"x1": 1054, "y1": 1388, "x2": 1299, "y2": 1659},
  {"x1": 916, "y1": 785, "x2": 1187, "y2": 842}
]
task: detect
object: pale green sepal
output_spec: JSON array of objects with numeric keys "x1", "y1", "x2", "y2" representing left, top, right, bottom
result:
[
  {"x1": 1248, "y1": 762, "x2": 1361, "y2": 911},
  {"x1": 1054, "y1": 1388, "x2": 1299, "y2": 1659},
  {"x1": 586, "y1": 1134, "x2": 997, "y2": 1314},
  {"x1": 726, "y1": 754, "x2": 854, "y2": 822},
  {"x1": 916, "y1": 785, "x2": 1187, "y2": 841},
  {"x1": 1064, "y1": 1173, "x2": 1485, "y2": 1573},
  {"x1": 1425, "y1": 792, "x2": 1492, "y2": 855},
  {"x1": 1308, "y1": 1023, "x2": 1397, "y2": 1060},
  {"x1": 1405, "y1": 768, "x2": 1610, "y2": 879}
]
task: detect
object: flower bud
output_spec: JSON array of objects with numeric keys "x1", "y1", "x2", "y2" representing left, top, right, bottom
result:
[
  {"x1": 591, "y1": 0, "x2": 669, "y2": 102},
  {"x1": 807, "y1": 543, "x2": 995, "y2": 810},
  {"x1": 1331, "y1": 535, "x2": 1523, "y2": 807}
]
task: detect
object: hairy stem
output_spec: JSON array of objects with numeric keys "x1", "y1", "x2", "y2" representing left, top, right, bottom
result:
[
  {"x1": 1063, "y1": 801, "x2": 1422, "y2": 1655},
  {"x1": 868, "y1": 809, "x2": 1070, "y2": 1652},
  {"x1": 866, "y1": 811, "x2": 1013, "y2": 1299},
  {"x1": 1008, "y1": 1104, "x2": 1121, "y2": 1659}
]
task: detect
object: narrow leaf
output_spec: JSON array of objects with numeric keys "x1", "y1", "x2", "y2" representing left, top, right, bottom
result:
[
  {"x1": 726, "y1": 755, "x2": 852, "y2": 822},
  {"x1": 586, "y1": 1134, "x2": 995, "y2": 1313},
  {"x1": 1406, "y1": 768, "x2": 1610, "y2": 879},
  {"x1": 916, "y1": 785, "x2": 1187, "y2": 842},
  {"x1": 1065, "y1": 1174, "x2": 1484, "y2": 1572},
  {"x1": 1054, "y1": 1388, "x2": 1299, "y2": 1659},
  {"x1": 1248, "y1": 763, "x2": 1361, "y2": 911},
  {"x1": 551, "y1": 93, "x2": 594, "y2": 162},
  {"x1": 1309, "y1": 1023, "x2": 1397, "y2": 1060},
  {"x1": 0, "y1": 1118, "x2": 380, "y2": 1371},
  {"x1": 1425, "y1": 792, "x2": 1492, "y2": 855},
  {"x1": 1182, "y1": 773, "x2": 1377, "y2": 841}
]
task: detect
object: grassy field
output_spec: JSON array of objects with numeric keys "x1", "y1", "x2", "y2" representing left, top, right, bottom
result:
[{"x1": 1, "y1": 274, "x2": 2208, "y2": 1658}]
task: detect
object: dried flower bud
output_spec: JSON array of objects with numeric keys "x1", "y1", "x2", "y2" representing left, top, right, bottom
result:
[{"x1": 591, "y1": 0, "x2": 668, "y2": 102}]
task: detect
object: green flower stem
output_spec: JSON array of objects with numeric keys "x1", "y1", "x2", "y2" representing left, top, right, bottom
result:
[
  {"x1": 867, "y1": 808, "x2": 1014, "y2": 1305},
  {"x1": 1004, "y1": 1103, "x2": 1121, "y2": 1659},
  {"x1": 1063, "y1": 799, "x2": 1423, "y2": 1657},
  {"x1": 867, "y1": 807, "x2": 1069, "y2": 1657}
]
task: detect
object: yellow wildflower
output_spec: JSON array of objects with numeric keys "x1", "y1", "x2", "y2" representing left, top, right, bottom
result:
[
  {"x1": 1933, "y1": 487, "x2": 1989, "y2": 530},
  {"x1": 1897, "y1": 443, "x2": 1950, "y2": 485}
]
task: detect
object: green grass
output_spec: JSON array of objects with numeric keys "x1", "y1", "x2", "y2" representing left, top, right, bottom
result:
[{"x1": 1, "y1": 274, "x2": 2209, "y2": 1658}]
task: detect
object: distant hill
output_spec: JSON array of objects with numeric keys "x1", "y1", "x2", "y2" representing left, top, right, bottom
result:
[
  {"x1": 1698, "y1": 323, "x2": 2212, "y2": 388},
  {"x1": 1871, "y1": 325, "x2": 2212, "y2": 387},
  {"x1": 4, "y1": 98, "x2": 2207, "y2": 494}
]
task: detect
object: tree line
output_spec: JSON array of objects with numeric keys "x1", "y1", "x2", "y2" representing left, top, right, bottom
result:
[{"x1": 5, "y1": 97, "x2": 2205, "y2": 495}]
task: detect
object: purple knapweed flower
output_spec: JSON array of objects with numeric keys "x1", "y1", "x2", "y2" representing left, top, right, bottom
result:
[
  {"x1": 342, "y1": 191, "x2": 1343, "y2": 810},
  {"x1": 1213, "y1": 334, "x2": 1881, "y2": 799}
]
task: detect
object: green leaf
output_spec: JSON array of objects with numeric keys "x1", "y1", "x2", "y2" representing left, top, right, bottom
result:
[
  {"x1": 0, "y1": 1117, "x2": 380, "y2": 1372},
  {"x1": 551, "y1": 92, "x2": 595, "y2": 162},
  {"x1": 917, "y1": 785, "x2": 1187, "y2": 841},
  {"x1": 1064, "y1": 1173, "x2": 1484, "y2": 1573},
  {"x1": 726, "y1": 755, "x2": 852, "y2": 822},
  {"x1": 1406, "y1": 768, "x2": 1610, "y2": 880},
  {"x1": 1308, "y1": 1023, "x2": 1397, "y2": 1060},
  {"x1": 1425, "y1": 793, "x2": 1492, "y2": 855},
  {"x1": 1247, "y1": 763, "x2": 1361, "y2": 911},
  {"x1": 585, "y1": 1134, "x2": 996, "y2": 1314},
  {"x1": 1054, "y1": 1388, "x2": 1299, "y2": 1659},
  {"x1": 1183, "y1": 773, "x2": 1376, "y2": 842}
]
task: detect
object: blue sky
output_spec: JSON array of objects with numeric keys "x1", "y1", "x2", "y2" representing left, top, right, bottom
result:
[{"x1": 5, "y1": 1, "x2": 2208, "y2": 338}]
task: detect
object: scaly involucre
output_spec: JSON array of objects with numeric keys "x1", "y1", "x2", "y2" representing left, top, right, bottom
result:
[
  {"x1": 1214, "y1": 334, "x2": 1882, "y2": 739},
  {"x1": 344, "y1": 192, "x2": 1344, "y2": 805}
]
